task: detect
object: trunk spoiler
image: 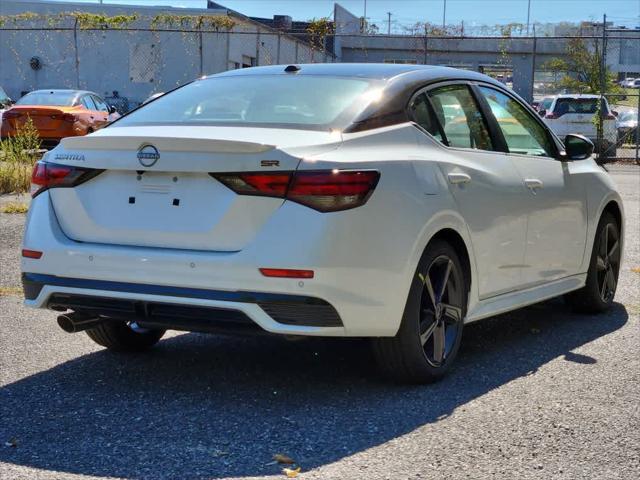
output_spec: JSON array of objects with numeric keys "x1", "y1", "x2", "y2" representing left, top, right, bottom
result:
[{"x1": 61, "y1": 135, "x2": 275, "y2": 154}]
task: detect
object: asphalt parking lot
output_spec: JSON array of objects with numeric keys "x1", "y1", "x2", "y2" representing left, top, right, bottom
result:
[{"x1": 0, "y1": 165, "x2": 638, "y2": 480}]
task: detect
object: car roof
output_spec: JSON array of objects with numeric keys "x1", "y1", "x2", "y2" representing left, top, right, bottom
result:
[
  {"x1": 26, "y1": 89, "x2": 98, "y2": 96},
  {"x1": 210, "y1": 63, "x2": 518, "y2": 132},
  {"x1": 555, "y1": 94, "x2": 601, "y2": 99},
  {"x1": 213, "y1": 63, "x2": 494, "y2": 83}
]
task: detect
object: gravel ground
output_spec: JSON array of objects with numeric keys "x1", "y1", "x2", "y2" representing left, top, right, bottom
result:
[{"x1": 0, "y1": 166, "x2": 638, "y2": 480}]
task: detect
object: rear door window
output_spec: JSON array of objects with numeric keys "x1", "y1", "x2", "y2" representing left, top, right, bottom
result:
[
  {"x1": 409, "y1": 93, "x2": 445, "y2": 144},
  {"x1": 426, "y1": 85, "x2": 493, "y2": 151},
  {"x1": 92, "y1": 95, "x2": 109, "y2": 112},
  {"x1": 81, "y1": 95, "x2": 97, "y2": 110}
]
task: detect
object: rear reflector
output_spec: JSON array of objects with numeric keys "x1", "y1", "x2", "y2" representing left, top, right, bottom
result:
[
  {"x1": 22, "y1": 249, "x2": 43, "y2": 259},
  {"x1": 31, "y1": 161, "x2": 103, "y2": 198},
  {"x1": 212, "y1": 170, "x2": 380, "y2": 212},
  {"x1": 259, "y1": 268, "x2": 314, "y2": 279}
]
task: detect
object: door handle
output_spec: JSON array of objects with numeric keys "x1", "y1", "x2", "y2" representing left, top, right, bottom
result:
[
  {"x1": 524, "y1": 178, "x2": 544, "y2": 192},
  {"x1": 448, "y1": 172, "x2": 471, "y2": 185}
]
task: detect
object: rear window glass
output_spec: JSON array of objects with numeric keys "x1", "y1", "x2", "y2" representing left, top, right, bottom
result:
[
  {"x1": 116, "y1": 75, "x2": 377, "y2": 130},
  {"x1": 618, "y1": 111, "x2": 636, "y2": 122},
  {"x1": 427, "y1": 85, "x2": 493, "y2": 151},
  {"x1": 552, "y1": 98, "x2": 608, "y2": 115},
  {"x1": 16, "y1": 91, "x2": 77, "y2": 106}
]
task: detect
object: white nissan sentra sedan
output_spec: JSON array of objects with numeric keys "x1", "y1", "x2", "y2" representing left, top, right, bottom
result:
[{"x1": 21, "y1": 64, "x2": 623, "y2": 383}]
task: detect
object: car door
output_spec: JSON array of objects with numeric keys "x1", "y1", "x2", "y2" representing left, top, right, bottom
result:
[
  {"x1": 91, "y1": 95, "x2": 111, "y2": 128},
  {"x1": 411, "y1": 83, "x2": 529, "y2": 299},
  {"x1": 476, "y1": 85, "x2": 588, "y2": 287},
  {"x1": 80, "y1": 95, "x2": 99, "y2": 130}
]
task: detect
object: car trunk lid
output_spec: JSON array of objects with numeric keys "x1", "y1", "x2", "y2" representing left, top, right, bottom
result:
[
  {"x1": 4, "y1": 106, "x2": 77, "y2": 132},
  {"x1": 48, "y1": 125, "x2": 341, "y2": 252}
]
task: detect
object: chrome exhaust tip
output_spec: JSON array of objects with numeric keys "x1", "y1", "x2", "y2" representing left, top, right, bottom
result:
[{"x1": 56, "y1": 312, "x2": 103, "y2": 333}]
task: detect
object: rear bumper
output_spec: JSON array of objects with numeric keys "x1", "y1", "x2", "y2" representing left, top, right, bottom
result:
[
  {"x1": 22, "y1": 272, "x2": 343, "y2": 331},
  {"x1": 20, "y1": 186, "x2": 428, "y2": 337}
]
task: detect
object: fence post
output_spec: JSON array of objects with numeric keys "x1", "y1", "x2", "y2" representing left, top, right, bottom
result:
[
  {"x1": 423, "y1": 34, "x2": 428, "y2": 64},
  {"x1": 255, "y1": 28, "x2": 260, "y2": 65},
  {"x1": 277, "y1": 31, "x2": 281, "y2": 64},
  {"x1": 598, "y1": 14, "x2": 607, "y2": 161},
  {"x1": 73, "y1": 17, "x2": 80, "y2": 88},
  {"x1": 225, "y1": 30, "x2": 230, "y2": 69},
  {"x1": 529, "y1": 25, "x2": 537, "y2": 104},
  {"x1": 636, "y1": 92, "x2": 640, "y2": 165},
  {"x1": 424, "y1": 32, "x2": 429, "y2": 65},
  {"x1": 198, "y1": 28, "x2": 203, "y2": 77}
]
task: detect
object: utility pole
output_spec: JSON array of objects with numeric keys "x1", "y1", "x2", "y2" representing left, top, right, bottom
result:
[
  {"x1": 442, "y1": 0, "x2": 447, "y2": 29},
  {"x1": 526, "y1": 0, "x2": 531, "y2": 35},
  {"x1": 387, "y1": 11, "x2": 392, "y2": 35}
]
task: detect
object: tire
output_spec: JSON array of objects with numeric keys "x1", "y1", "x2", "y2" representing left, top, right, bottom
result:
[
  {"x1": 565, "y1": 212, "x2": 621, "y2": 313},
  {"x1": 372, "y1": 239, "x2": 467, "y2": 384},
  {"x1": 86, "y1": 321, "x2": 165, "y2": 352}
]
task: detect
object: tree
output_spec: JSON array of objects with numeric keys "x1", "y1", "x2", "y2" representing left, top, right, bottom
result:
[{"x1": 544, "y1": 38, "x2": 620, "y2": 94}]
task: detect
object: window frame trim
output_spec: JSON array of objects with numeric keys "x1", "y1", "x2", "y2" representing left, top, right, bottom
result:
[
  {"x1": 408, "y1": 79, "x2": 564, "y2": 159},
  {"x1": 472, "y1": 83, "x2": 564, "y2": 159},
  {"x1": 407, "y1": 80, "x2": 504, "y2": 154}
]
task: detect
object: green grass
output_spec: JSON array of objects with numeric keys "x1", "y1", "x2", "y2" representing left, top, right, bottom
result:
[
  {"x1": 0, "y1": 202, "x2": 29, "y2": 214},
  {"x1": 0, "y1": 286, "x2": 23, "y2": 297},
  {"x1": 0, "y1": 118, "x2": 42, "y2": 194},
  {"x1": 611, "y1": 88, "x2": 640, "y2": 109}
]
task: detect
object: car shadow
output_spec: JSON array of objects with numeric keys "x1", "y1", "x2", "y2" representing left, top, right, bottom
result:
[{"x1": 0, "y1": 299, "x2": 628, "y2": 479}]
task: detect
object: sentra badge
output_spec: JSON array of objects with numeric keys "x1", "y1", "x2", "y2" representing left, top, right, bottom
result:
[{"x1": 54, "y1": 153, "x2": 85, "y2": 162}]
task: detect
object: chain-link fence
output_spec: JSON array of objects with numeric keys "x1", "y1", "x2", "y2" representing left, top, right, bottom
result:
[
  {"x1": 1, "y1": 12, "x2": 638, "y2": 163},
  {"x1": 0, "y1": 14, "x2": 335, "y2": 112}
]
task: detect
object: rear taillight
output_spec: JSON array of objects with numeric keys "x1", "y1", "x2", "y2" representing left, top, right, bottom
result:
[
  {"x1": 212, "y1": 170, "x2": 380, "y2": 212},
  {"x1": 61, "y1": 113, "x2": 78, "y2": 123},
  {"x1": 545, "y1": 112, "x2": 558, "y2": 119},
  {"x1": 4, "y1": 111, "x2": 22, "y2": 119},
  {"x1": 31, "y1": 161, "x2": 103, "y2": 198},
  {"x1": 288, "y1": 170, "x2": 380, "y2": 212}
]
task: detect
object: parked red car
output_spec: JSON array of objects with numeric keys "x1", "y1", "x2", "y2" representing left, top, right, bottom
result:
[{"x1": 1, "y1": 89, "x2": 120, "y2": 148}]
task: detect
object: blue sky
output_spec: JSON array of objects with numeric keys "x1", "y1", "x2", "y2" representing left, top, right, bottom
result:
[{"x1": 47, "y1": 1, "x2": 640, "y2": 29}]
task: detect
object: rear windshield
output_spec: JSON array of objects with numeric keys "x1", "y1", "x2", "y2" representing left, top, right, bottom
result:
[
  {"x1": 16, "y1": 91, "x2": 77, "y2": 106},
  {"x1": 619, "y1": 110, "x2": 637, "y2": 122},
  {"x1": 115, "y1": 75, "x2": 377, "y2": 130},
  {"x1": 553, "y1": 97, "x2": 608, "y2": 115}
]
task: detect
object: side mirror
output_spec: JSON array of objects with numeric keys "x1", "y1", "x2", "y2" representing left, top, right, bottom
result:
[
  {"x1": 538, "y1": 109, "x2": 546, "y2": 117},
  {"x1": 108, "y1": 105, "x2": 117, "y2": 114},
  {"x1": 612, "y1": 111, "x2": 619, "y2": 117},
  {"x1": 563, "y1": 134, "x2": 594, "y2": 161}
]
